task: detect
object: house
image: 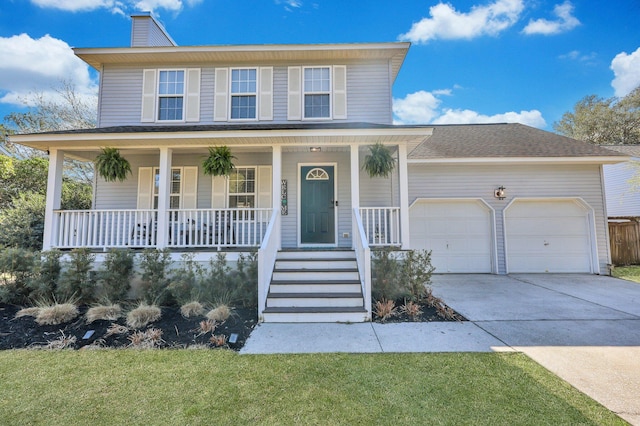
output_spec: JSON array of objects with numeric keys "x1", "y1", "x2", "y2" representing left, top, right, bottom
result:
[
  {"x1": 601, "y1": 145, "x2": 640, "y2": 265},
  {"x1": 11, "y1": 13, "x2": 627, "y2": 322}
]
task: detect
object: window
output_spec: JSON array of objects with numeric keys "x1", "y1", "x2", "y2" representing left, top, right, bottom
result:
[
  {"x1": 158, "y1": 70, "x2": 184, "y2": 121},
  {"x1": 153, "y1": 168, "x2": 182, "y2": 209},
  {"x1": 230, "y1": 69, "x2": 257, "y2": 119},
  {"x1": 304, "y1": 67, "x2": 331, "y2": 118},
  {"x1": 228, "y1": 167, "x2": 256, "y2": 208}
]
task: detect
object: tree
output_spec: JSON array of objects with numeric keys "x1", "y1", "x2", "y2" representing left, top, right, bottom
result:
[
  {"x1": 3, "y1": 81, "x2": 97, "y2": 184},
  {"x1": 554, "y1": 86, "x2": 640, "y2": 145}
]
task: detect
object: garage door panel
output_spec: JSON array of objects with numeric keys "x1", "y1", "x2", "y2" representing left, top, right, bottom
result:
[
  {"x1": 410, "y1": 200, "x2": 493, "y2": 273},
  {"x1": 506, "y1": 200, "x2": 592, "y2": 273}
]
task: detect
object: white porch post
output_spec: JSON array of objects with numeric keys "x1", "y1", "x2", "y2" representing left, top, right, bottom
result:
[
  {"x1": 43, "y1": 149, "x2": 64, "y2": 251},
  {"x1": 398, "y1": 142, "x2": 411, "y2": 249},
  {"x1": 350, "y1": 144, "x2": 360, "y2": 248},
  {"x1": 156, "y1": 147, "x2": 172, "y2": 248},
  {"x1": 272, "y1": 145, "x2": 282, "y2": 250}
]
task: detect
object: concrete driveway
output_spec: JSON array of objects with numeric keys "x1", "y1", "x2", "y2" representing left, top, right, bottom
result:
[{"x1": 432, "y1": 273, "x2": 640, "y2": 425}]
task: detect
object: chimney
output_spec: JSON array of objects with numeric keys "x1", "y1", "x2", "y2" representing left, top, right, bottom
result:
[{"x1": 130, "y1": 12, "x2": 177, "y2": 47}]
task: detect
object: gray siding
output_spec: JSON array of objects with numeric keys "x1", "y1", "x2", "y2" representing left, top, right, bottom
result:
[
  {"x1": 98, "y1": 61, "x2": 392, "y2": 127},
  {"x1": 95, "y1": 152, "x2": 271, "y2": 210},
  {"x1": 407, "y1": 163, "x2": 610, "y2": 274},
  {"x1": 603, "y1": 160, "x2": 640, "y2": 217},
  {"x1": 131, "y1": 16, "x2": 175, "y2": 47}
]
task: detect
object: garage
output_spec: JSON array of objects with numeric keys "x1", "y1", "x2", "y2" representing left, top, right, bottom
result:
[
  {"x1": 409, "y1": 199, "x2": 494, "y2": 273},
  {"x1": 505, "y1": 199, "x2": 594, "y2": 273}
]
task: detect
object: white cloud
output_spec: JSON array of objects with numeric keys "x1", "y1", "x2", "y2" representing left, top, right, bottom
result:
[
  {"x1": 30, "y1": 0, "x2": 198, "y2": 14},
  {"x1": 398, "y1": 0, "x2": 524, "y2": 44},
  {"x1": 393, "y1": 89, "x2": 546, "y2": 128},
  {"x1": 611, "y1": 47, "x2": 640, "y2": 97},
  {"x1": 433, "y1": 108, "x2": 546, "y2": 127},
  {"x1": 0, "y1": 34, "x2": 97, "y2": 107},
  {"x1": 559, "y1": 50, "x2": 596, "y2": 62},
  {"x1": 522, "y1": 1, "x2": 580, "y2": 35},
  {"x1": 393, "y1": 91, "x2": 442, "y2": 124}
]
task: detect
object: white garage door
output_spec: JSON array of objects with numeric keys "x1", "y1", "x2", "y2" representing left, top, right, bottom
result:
[
  {"x1": 505, "y1": 199, "x2": 592, "y2": 273},
  {"x1": 410, "y1": 199, "x2": 493, "y2": 273}
]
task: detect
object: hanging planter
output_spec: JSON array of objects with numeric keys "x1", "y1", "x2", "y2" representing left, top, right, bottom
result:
[
  {"x1": 362, "y1": 143, "x2": 395, "y2": 178},
  {"x1": 94, "y1": 147, "x2": 132, "y2": 182},
  {"x1": 202, "y1": 146, "x2": 236, "y2": 177}
]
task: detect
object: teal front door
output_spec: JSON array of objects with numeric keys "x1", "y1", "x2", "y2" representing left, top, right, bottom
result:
[{"x1": 300, "y1": 165, "x2": 335, "y2": 244}]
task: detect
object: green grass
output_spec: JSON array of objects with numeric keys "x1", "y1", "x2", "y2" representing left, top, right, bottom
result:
[
  {"x1": 0, "y1": 351, "x2": 624, "y2": 425},
  {"x1": 612, "y1": 265, "x2": 640, "y2": 283}
]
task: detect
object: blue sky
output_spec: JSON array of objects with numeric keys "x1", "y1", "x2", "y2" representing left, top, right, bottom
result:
[{"x1": 0, "y1": 0, "x2": 639, "y2": 131}]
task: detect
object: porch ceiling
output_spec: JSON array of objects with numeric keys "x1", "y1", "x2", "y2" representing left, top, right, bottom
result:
[{"x1": 11, "y1": 126, "x2": 431, "y2": 161}]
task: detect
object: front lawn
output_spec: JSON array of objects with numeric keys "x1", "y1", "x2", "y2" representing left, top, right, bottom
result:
[
  {"x1": 612, "y1": 265, "x2": 640, "y2": 283},
  {"x1": 0, "y1": 351, "x2": 623, "y2": 425}
]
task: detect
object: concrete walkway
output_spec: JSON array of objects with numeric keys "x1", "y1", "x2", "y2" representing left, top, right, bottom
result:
[{"x1": 241, "y1": 274, "x2": 640, "y2": 425}]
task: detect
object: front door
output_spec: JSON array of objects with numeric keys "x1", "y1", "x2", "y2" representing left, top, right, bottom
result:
[{"x1": 300, "y1": 165, "x2": 335, "y2": 245}]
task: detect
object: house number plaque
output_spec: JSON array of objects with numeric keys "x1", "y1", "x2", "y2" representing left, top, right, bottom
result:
[{"x1": 281, "y1": 179, "x2": 288, "y2": 215}]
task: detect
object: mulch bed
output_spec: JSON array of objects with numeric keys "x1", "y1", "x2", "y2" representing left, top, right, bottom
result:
[
  {"x1": 0, "y1": 299, "x2": 464, "y2": 351},
  {"x1": 0, "y1": 303, "x2": 257, "y2": 351},
  {"x1": 372, "y1": 300, "x2": 467, "y2": 323}
]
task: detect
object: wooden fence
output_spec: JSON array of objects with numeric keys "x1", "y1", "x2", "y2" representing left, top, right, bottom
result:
[{"x1": 609, "y1": 219, "x2": 640, "y2": 265}]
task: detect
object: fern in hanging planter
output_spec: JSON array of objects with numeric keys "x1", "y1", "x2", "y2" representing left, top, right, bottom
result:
[
  {"x1": 94, "y1": 147, "x2": 132, "y2": 182},
  {"x1": 202, "y1": 146, "x2": 236, "y2": 177},
  {"x1": 362, "y1": 143, "x2": 395, "y2": 178}
]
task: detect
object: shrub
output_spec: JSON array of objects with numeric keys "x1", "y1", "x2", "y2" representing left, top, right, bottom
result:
[
  {"x1": 206, "y1": 304, "x2": 231, "y2": 322},
  {"x1": 126, "y1": 303, "x2": 162, "y2": 329},
  {"x1": 168, "y1": 253, "x2": 204, "y2": 304},
  {"x1": 0, "y1": 191, "x2": 46, "y2": 250},
  {"x1": 86, "y1": 304, "x2": 122, "y2": 323},
  {"x1": 400, "y1": 249, "x2": 435, "y2": 302},
  {"x1": 97, "y1": 249, "x2": 134, "y2": 302},
  {"x1": 230, "y1": 252, "x2": 258, "y2": 307},
  {"x1": 128, "y1": 328, "x2": 163, "y2": 349},
  {"x1": 373, "y1": 299, "x2": 397, "y2": 322},
  {"x1": 27, "y1": 250, "x2": 62, "y2": 301},
  {"x1": 371, "y1": 248, "x2": 405, "y2": 302},
  {"x1": 139, "y1": 249, "x2": 172, "y2": 305},
  {"x1": 57, "y1": 248, "x2": 96, "y2": 303},
  {"x1": 210, "y1": 334, "x2": 227, "y2": 347},
  {"x1": 180, "y1": 301, "x2": 205, "y2": 318},
  {"x1": 35, "y1": 303, "x2": 79, "y2": 325},
  {"x1": 0, "y1": 247, "x2": 37, "y2": 304},
  {"x1": 400, "y1": 300, "x2": 423, "y2": 321},
  {"x1": 199, "y1": 253, "x2": 233, "y2": 303}
]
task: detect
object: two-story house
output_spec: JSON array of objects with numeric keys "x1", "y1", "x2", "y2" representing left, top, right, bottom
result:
[{"x1": 12, "y1": 13, "x2": 626, "y2": 322}]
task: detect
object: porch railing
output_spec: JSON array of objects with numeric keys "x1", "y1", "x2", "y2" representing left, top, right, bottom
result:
[
  {"x1": 52, "y1": 208, "x2": 271, "y2": 249},
  {"x1": 257, "y1": 209, "x2": 280, "y2": 321},
  {"x1": 352, "y1": 208, "x2": 372, "y2": 321},
  {"x1": 359, "y1": 207, "x2": 401, "y2": 246}
]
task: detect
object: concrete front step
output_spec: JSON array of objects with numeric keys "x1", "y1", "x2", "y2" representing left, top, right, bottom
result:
[
  {"x1": 262, "y1": 306, "x2": 369, "y2": 323},
  {"x1": 275, "y1": 259, "x2": 357, "y2": 270},
  {"x1": 269, "y1": 280, "x2": 362, "y2": 294},
  {"x1": 272, "y1": 270, "x2": 360, "y2": 281},
  {"x1": 267, "y1": 292, "x2": 364, "y2": 308}
]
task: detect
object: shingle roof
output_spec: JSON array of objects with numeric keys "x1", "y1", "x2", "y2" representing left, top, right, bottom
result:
[
  {"x1": 599, "y1": 145, "x2": 640, "y2": 157},
  {"x1": 409, "y1": 123, "x2": 626, "y2": 159}
]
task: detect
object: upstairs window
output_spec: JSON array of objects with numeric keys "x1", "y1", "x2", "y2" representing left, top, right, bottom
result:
[
  {"x1": 230, "y1": 69, "x2": 257, "y2": 120},
  {"x1": 304, "y1": 67, "x2": 331, "y2": 118},
  {"x1": 158, "y1": 70, "x2": 185, "y2": 121}
]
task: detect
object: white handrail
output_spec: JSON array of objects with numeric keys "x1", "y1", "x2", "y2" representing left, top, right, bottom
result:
[
  {"x1": 257, "y1": 209, "x2": 280, "y2": 322},
  {"x1": 352, "y1": 208, "x2": 372, "y2": 321}
]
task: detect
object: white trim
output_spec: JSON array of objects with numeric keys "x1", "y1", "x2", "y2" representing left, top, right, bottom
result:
[
  {"x1": 43, "y1": 149, "x2": 65, "y2": 250},
  {"x1": 398, "y1": 142, "x2": 410, "y2": 249},
  {"x1": 502, "y1": 197, "x2": 599, "y2": 274},
  {"x1": 297, "y1": 162, "x2": 338, "y2": 247},
  {"x1": 409, "y1": 197, "x2": 498, "y2": 274},
  {"x1": 599, "y1": 164, "x2": 612, "y2": 268},
  {"x1": 408, "y1": 156, "x2": 629, "y2": 165}
]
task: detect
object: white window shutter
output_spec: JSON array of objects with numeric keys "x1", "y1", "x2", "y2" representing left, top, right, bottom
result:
[
  {"x1": 182, "y1": 166, "x2": 198, "y2": 209},
  {"x1": 257, "y1": 166, "x2": 272, "y2": 208},
  {"x1": 214, "y1": 68, "x2": 229, "y2": 122},
  {"x1": 137, "y1": 167, "x2": 154, "y2": 209},
  {"x1": 259, "y1": 67, "x2": 273, "y2": 121},
  {"x1": 333, "y1": 65, "x2": 347, "y2": 119},
  {"x1": 141, "y1": 69, "x2": 157, "y2": 122},
  {"x1": 287, "y1": 66, "x2": 301, "y2": 120},
  {"x1": 185, "y1": 69, "x2": 201, "y2": 122},
  {"x1": 211, "y1": 175, "x2": 227, "y2": 208}
]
